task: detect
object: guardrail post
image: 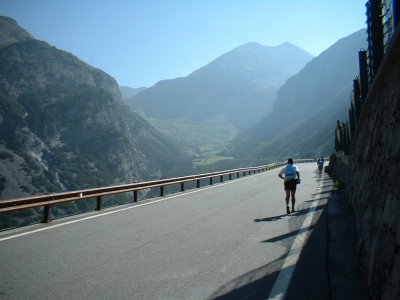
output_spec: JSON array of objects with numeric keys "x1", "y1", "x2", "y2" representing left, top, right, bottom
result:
[
  {"x1": 96, "y1": 196, "x2": 102, "y2": 210},
  {"x1": 210, "y1": 177, "x2": 213, "y2": 185},
  {"x1": 237, "y1": 172, "x2": 239, "y2": 178},
  {"x1": 243, "y1": 171, "x2": 245, "y2": 176},
  {"x1": 134, "y1": 190, "x2": 138, "y2": 202},
  {"x1": 229, "y1": 174, "x2": 232, "y2": 180},
  {"x1": 220, "y1": 175, "x2": 223, "y2": 182},
  {"x1": 197, "y1": 179, "x2": 200, "y2": 188},
  {"x1": 181, "y1": 182, "x2": 184, "y2": 192},
  {"x1": 43, "y1": 205, "x2": 51, "y2": 223},
  {"x1": 160, "y1": 186, "x2": 164, "y2": 196}
]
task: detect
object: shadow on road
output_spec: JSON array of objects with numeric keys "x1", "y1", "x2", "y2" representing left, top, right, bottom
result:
[
  {"x1": 253, "y1": 205, "x2": 312, "y2": 223},
  {"x1": 207, "y1": 199, "x2": 330, "y2": 300},
  {"x1": 206, "y1": 254, "x2": 286, "y2": 300}
]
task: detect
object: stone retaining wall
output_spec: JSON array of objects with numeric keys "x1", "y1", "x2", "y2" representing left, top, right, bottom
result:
[{"x1": 345, "y1": 27, "x2": 400, "y2": 299}]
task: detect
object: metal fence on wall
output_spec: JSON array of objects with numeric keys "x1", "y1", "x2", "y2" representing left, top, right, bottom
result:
[{"x1": 334, "y1": 0, "x2": 399, "y2": 154}]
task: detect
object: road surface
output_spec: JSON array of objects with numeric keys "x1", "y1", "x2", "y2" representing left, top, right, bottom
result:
[{"x1": 0, "y1": 162, "x2": 332, "y2": 299}]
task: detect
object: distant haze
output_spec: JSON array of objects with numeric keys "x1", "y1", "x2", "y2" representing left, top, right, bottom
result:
[
  {"x1": 126, "y1": 42, "x2": 314, "y2": 130},
  {"x1": 119, "y1": 86, "x2": 147, "y2": 101},
  {"x1": 1, "y1": 0, "x2": 367, "y2": 87}
]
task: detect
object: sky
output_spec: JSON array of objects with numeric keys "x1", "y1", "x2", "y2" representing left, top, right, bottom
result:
[{"x1": 1, "y1": 0, "x2": 368, "y2": 88}]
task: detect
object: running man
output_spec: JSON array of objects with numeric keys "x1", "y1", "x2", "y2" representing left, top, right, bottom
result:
[
  {"x1": 317, "y1": 159, "x2": 324, "y2": 174},
  {"x1": 278, "y1": 158, "x2": 301, "y2": 214}
]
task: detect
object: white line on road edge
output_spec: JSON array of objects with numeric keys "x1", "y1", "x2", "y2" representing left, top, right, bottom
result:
[
  {"x1": 0, "y1": 171, "x2": 263, "y2": 242},
  {"x1": 268, "y1": 173, "x2": 325, "y2": 300}
]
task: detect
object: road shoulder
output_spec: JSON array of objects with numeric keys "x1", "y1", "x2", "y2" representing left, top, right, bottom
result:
[{"x1": 327, "y1": 187, "x2": 370, "y2": 299}]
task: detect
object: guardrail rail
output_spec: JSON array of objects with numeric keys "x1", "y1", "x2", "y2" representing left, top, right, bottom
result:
[{"x1": 0, "y1": 159, "x2": 317, "y2": 224}]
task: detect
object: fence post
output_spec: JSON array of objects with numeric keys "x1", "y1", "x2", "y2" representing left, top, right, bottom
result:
[
  {"x1": 366, "y1": 0, "x2": 385, "y2": 83},
  {"x1": 353, "y1": 78, "x2": 362, "y2": 126},
  {"x1": 359, "y1": 50, "x2": 368, "y2": 105},
  {"x1": 345, "y1": 121, "x2": 351, "y2": 154},
  {"x1": 220, "y1": 175, "x2": 223, "y2": 182},
  {"x1": 134, "y1": 190, "x2": 138, "y2": 202},
  {"x1": 349, "y1": 107, "x2": 355, "y2": 141},
  {"x1": 210, "y1": 177, "x2": 213, "y2": 185},
  {"x1": 181, "y1": 182, "x2": 184, "y2": 192},
  {"x1": 197, "y1": 179, "x2": 200, "y2": 188},
  {"x1": 229, "y1": 174, "x2": 232, "y2": 180}
]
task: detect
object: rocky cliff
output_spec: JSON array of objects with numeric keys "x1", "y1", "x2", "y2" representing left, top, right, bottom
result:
[{"x1": 0, "y1": 16, "x2": 188, "y2": 205}]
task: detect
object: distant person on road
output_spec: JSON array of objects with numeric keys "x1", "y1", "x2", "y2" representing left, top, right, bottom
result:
[
  {"x1": 317, "y1": 159, "x2": 324, "y2": 174},
  {"x1": 278, "y1": 158, "x2": 300, "y2": 214}
]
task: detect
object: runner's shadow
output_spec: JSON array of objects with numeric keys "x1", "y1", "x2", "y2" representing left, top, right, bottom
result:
[
  {"x1": 254, "y1": 215, "x2": 286, "y2": 222},
  {"x1": 254, "y1": 207, "x2": 309, "y2": 223},
  {"x1": 261, "y1": 223, "x2": 317, "y2": 243}
]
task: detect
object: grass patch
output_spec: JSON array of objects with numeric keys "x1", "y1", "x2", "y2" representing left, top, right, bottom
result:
[
  {"x1": 333, "y1": 180, "x2": 345, "y2": 189},
  {"x1": 193, "y1": 156, "x2": 231, "y2": 166}
]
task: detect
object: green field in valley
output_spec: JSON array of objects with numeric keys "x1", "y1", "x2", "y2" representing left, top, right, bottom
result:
[{"x1": 146, "y1": 116, "x2": 237, "y2": 166}]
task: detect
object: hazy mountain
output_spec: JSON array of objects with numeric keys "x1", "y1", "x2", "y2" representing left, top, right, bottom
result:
[
  {"x1": 119, "y1": 86, "x2": 147, "y2": 101},
  {"x1": 226, "y1": 29, "x2": 367, "y2": 162},
  {"x1": 0, "y1": 16, "x2": 189, "y2": 203},
  {"x1": 126, "y1": 42, "x2": 314, "y2": 130}
]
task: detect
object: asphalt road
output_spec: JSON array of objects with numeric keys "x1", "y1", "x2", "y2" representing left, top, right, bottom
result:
[{"x1": 0, "y1": 162, "x2": 332, "y2": 300}]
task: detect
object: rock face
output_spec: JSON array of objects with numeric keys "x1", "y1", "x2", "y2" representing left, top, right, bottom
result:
[
  {"x1": 345, "y1": 29, "x2": 400, "y2": 299},
  {"x1": 0, "y1": 16, "x2": 32, "y2": 46},
  {"x1": 0, "y1": 17, "x2": 188, "y2": 204}
]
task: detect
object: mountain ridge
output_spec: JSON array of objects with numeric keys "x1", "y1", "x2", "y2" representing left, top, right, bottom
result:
[
  {"x1": 227, "y1": 28, "x2": 367, "y2": 161},
  {"x1": 0, "y1": 16, "x2": 32, "y2": 46},
  {"x1": 126, "y1": 41, "x2": 314, "y2": 130}
]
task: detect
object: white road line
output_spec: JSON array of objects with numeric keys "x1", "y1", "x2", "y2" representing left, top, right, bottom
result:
[
  {"x1": 0, "y1": 171, "x2": 263, "y2": 242},
  {"x1": 268, "y1": 173, "x2": 325, "y2": 300}
]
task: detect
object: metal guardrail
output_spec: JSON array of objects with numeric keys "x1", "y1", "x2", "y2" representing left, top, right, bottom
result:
[{"x1": 0, "y1": 159, "x2": 316, "y2": 223}]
